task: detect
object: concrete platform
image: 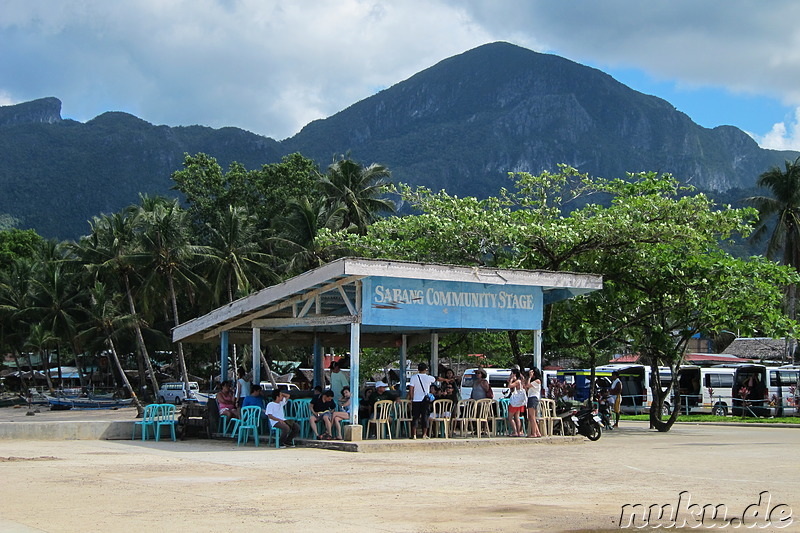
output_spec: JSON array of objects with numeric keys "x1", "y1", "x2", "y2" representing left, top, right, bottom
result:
[{"x1": 296, "y1": 434, "x2": 584, "y2": 452}]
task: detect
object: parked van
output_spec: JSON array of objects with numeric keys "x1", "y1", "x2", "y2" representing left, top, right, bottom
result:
[
  {"x1": 558, "y1": 364, "x2": 673, "y2": 415},
  {"x1": 767, "y1": 365, "x2": 799, "y2": 416},
  {"x1": 676, "y1": 365, "x2": 735, "y2": 416},
  {"x1": 259, "y1": 382, "x2": 300, "y2": 393},
  {"x1": 731, "y1": 364, "x2": 771, "y2": 417},
  {"x1": 158, "y1": 381, "x2": 200, "y2": 405}
]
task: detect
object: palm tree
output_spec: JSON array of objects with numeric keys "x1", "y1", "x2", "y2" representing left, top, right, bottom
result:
[
  {"x1": 0, "y1": 256, "x2": 37, "y2": 389},
  {"x1": 271, "y1": 196, "x2": 346, "y2": 274},
  {"x1": 77, "y1": 282, "x2": 144, "y2": 415},
  {"x1": 75, "y1": 209, "x2": 160, "y2": 397},
  {"x1": 24, "y1": 323, "x2": 58, "y2": 393},
  {"x1": 199, "y1": 205, "x2": 276, "y2": 306},
  {"x1": 749, "y1": 156, "x2": 800, "y2": 361},
  {"x1": 134, "y1": 195, "x2": 205, "y2": 397},
  {"x1": 28, "y1": 250, "x2": 87, "y2": 388},
  {"x1": 316, "y1": 156, "x2": 395, "y2": 235}
]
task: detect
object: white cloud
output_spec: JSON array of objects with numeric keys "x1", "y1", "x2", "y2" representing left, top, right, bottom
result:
[
  {"x1": 3, "y1": 0, "x2": 800, "y2": 142},
  {"x1": 756, "y1": 108, "x2": 800, "y2": 151}
]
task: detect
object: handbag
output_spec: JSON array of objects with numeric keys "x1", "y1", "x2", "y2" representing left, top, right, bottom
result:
[{"x1": 510, "y1": 387, "x2": 527, "y2": 408}]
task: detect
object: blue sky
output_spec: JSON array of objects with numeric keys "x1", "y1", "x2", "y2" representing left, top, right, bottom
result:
[{"x1": 2, "y1": 0, "x2": 799, "y2": 150}]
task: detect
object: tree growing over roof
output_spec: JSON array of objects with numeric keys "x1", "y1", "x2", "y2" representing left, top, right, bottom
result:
[{"x1": 322, "y1": 166, "x2": 798, "y2": 430}]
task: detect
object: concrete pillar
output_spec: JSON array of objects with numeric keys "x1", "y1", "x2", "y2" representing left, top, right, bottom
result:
[
  {"x1": 252, "y1": 327, "x2": 261, "y2": 385},
  {"x1": 399, "y1": 335, "x2": 408, "y2": 399},
  {"x1": 313, "y1": 334, "x2": 323, "y2": 388},
  {"x1": 220, "y1": 330, "x2": 229, "y2": 386},
  {"x1": 349, "y1": 321, "x2": 361, "y2": 425},
  {"x1": 533, "y1": 329, "x2": 542, "y2": 370},
  {"x1": 431, "y1": 332, "x2": 439, "y2": 375}
]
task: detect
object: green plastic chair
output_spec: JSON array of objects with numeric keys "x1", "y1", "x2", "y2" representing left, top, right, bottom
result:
[
  {"x1": 132, "y1": 404, "x2": 159, "y2": 441},
  {"x1": 236, "y1": 406, "x2": 262, "y2": 446},
  {"x1": 290, "y1": 398, "x2": 312, "y2": 439},
  {"x1": 153, "y1": 404, "x2": 177, "y2": 442}
]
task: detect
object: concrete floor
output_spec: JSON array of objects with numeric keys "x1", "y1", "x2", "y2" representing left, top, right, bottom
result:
[{"x1": 0, "y1": 413, "x2": 797, "y2": 532}]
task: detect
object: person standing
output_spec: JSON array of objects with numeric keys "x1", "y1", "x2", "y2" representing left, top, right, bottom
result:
[
  {"x1": 507, "y1": 368, "x2": 525, "y2": 437},
  {"x1": 408, "y1": 363, "x2": 437, "y2": 439},
  {"x1": 525, "y1": 368, "x2": 542, "y2": 438},
  {"x1": 609, "y1": 371, "x2": 622, "y2": 429},
  {"x1": 470, "y1": 369, "x2": 492, "y2": 400},
  {"x1": 330, "y1": 360, "x2": 348, "y2": 407},
  {"x1": 266, "y1": 390, "x2": 300, "y2": 447},
  {"x1": 235, "y1": 367, "x2": 250, "y2": 409}
]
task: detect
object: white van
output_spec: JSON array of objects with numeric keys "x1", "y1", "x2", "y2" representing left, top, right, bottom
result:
[
  {"x1": 259, "y1": 382, "x2": 300, "y2": 393},
  {"x1": 158, "y1": 382, "x2": 200, "y2": 404}
]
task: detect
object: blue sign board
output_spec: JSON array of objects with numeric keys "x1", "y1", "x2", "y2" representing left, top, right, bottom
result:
[{"x1": 361, "y1": 276, "x2": 543, "y2": 330}]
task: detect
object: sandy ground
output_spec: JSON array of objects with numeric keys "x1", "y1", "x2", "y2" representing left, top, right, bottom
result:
[{"x1": 0, "y1": 413, "x2": 797, "y2": 532}]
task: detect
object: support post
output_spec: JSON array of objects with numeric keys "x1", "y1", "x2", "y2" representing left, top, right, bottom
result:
[
  {"x1": 220, "y1": 330, "x2": 229, "y2": 386},
  {"x1": 533, "y1": 329, "x2": 542, "y2": 370},
  {"x1": 399, "y1": 335, "x2": 408, "y2": 399},
  {"x1": 252, "y1": 327, "x2": 261, "y2": 385},
  {"x1": 313, "y1": 334, "x2": 323, "y2": 389},
  {"x1": 349, "y1": 321, "x2": 361, "y2": 425},
  {"x1": 431, "y1": 332, "x2": 439, "y2": 376}
]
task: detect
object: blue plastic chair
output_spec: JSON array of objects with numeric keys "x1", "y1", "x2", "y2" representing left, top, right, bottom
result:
[
  {"x1": 153, "y1": 404, "x2": 177, "y2": 442},
  {"x1": 497, "y1": 398, "x2": 510, "y2": 436},
  {"x1": 291, "y1": 398, "x2": 312, "y2": 439},
  {"x1": 132, "y1": 404, "x2": 159, "y2": 441},
  {"x1": 236, "y1": 406, "x2": 262, "y2": 446},
  {"x1": 219, "y1": 414, "x2": 237, "y2": 436}
]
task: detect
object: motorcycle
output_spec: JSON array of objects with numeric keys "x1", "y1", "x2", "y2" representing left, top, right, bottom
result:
[{"x1": 566, "y1": 404, "x2": 603, "y2": 441}]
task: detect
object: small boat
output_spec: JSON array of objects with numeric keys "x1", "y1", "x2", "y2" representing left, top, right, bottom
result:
[
  {"x1": 0, "y1": 396, "x2": 27, "y2": 408},
  {"x1": 47, "y1": 395, "x2": 134, "y2": 410}
]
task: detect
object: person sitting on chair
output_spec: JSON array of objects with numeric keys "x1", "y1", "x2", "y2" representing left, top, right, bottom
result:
[
  {"x1": 331, "y1": 386, "x2": 352, "y2": 439},
  {"x1": 241, "y1": 385, "x2": 267, "y2": 420},
  {"x1": 265, "y1": 390, "x2": 299, "y2": 447},
  {"x1": 216, "y1": 380, "x2": 239, "y2": 420},
  {"x1": 310, "y1": 389, "x2": 336, "y2": 440}
]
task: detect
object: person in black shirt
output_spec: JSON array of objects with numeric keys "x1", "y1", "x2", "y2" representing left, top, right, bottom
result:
[{"x1": 310, "y1": 389, "x2": 336, "y2": 440}]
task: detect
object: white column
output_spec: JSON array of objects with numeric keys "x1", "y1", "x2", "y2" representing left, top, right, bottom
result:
[
  {"x1": 252, "y1": 327, "x2": 261, "y2": 385},
  {"x1": 349, "y1": 321, "x2": 361, "y2": 425},
  {"x1": 533, "y1": 329, "x2": 542, "y2": 370}
]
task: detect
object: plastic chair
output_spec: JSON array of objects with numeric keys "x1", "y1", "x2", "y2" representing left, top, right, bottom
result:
[
  {"x1": 290, "y1": 398, "x2": 312, "y2": 439},
  {"x1": 236, "y1": 406, "x2": 262, "y2": 446},
  {"x1": 153, "y1": 404, "x2": 177, "y2": 442},
  {"x1": 392, "y1": 399, "x2": 412, "y2": 438},
  {"x1": 474, "y1": 399, "x2": 494, "y2": 438},
  {"x1": 495, "y1": 398, "x2": 510, "y2": 436},
  {"x1": 367, "y1": 400, "x2": 393, "y2": 439},
  {"x1": 430, "y1": 399, "x2": 453, "y2": 438},
  {"x1": 539, "y1": 398, "x2": 561, "y2": 436},
  {"x1": 132, "y1": 404, "x2": 159, "y2": 441},
  {"x1": 451, "y1": 399, "x2": 477, "y2": 437}
]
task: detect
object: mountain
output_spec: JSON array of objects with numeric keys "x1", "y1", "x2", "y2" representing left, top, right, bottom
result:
[
  {"x1": 1, "y1": 42, "x2": 798, "y2": 239},
  {"x1": 0, "y1": 98, "x2": 281, "y2": 237},
  {"x1": 284, "y1": 42, "x2": 797, "y2": 196}
]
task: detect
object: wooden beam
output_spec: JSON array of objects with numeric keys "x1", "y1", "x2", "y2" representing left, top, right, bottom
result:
[
  {"x1": 251, "y1": 315, "x2": 358, "y2": 328},
  {"x1": 200, "y1": 275, "x2": 363, "y2": 340}
]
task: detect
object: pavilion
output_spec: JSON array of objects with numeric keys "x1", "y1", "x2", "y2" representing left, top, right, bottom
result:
[{"x1": 172, "y1": 257, "x2": 602, "y2": 425}]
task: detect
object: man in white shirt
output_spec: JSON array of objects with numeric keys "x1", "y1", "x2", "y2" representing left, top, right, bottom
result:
[
  {"x1": 265, "y1": 390, "x2": 299, "y2": 447},
  {"x1": 408, "y1": 362, "x2": 437, "y2": 439}
]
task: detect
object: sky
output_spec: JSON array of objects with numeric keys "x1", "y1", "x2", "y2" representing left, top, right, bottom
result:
[{"x1": 2, "y1": 0, "x2": 800, "y2": 150}]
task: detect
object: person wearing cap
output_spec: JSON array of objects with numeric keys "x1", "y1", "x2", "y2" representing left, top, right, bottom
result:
[{"x1": 408, "y1": 362, "x2": 437, "y2": 439}]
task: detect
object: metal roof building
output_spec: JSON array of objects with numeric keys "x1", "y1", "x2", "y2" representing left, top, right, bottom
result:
[{"x1": 173, "y1": 257, "x2": 602, "y2": 425}]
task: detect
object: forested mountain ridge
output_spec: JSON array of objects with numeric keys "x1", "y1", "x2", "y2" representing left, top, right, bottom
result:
[{"x1": 1, "y1": 42, "x2": 798, "y2": 239}]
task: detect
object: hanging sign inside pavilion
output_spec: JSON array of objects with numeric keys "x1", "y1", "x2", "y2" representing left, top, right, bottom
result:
[{"x1": 361, "y1": 276, "x2": 543, "y2": 330}]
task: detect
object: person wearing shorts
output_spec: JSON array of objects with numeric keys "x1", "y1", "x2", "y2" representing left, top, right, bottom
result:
[
  {"x1": 525, "y1": 368, "x2": 542, "y2": 438},
  {"x1": 507, "y1": 368, "x2": 525, "y2": 436}
]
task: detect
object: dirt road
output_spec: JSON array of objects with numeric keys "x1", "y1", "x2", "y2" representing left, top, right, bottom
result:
[{"x1": 0, "y1": 421, "x2": 797, "y2": 532}]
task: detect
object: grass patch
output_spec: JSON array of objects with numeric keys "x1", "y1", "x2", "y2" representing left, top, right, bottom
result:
[{"x1": 620, "y1": 414, "x2": 800, "y2": 424}]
